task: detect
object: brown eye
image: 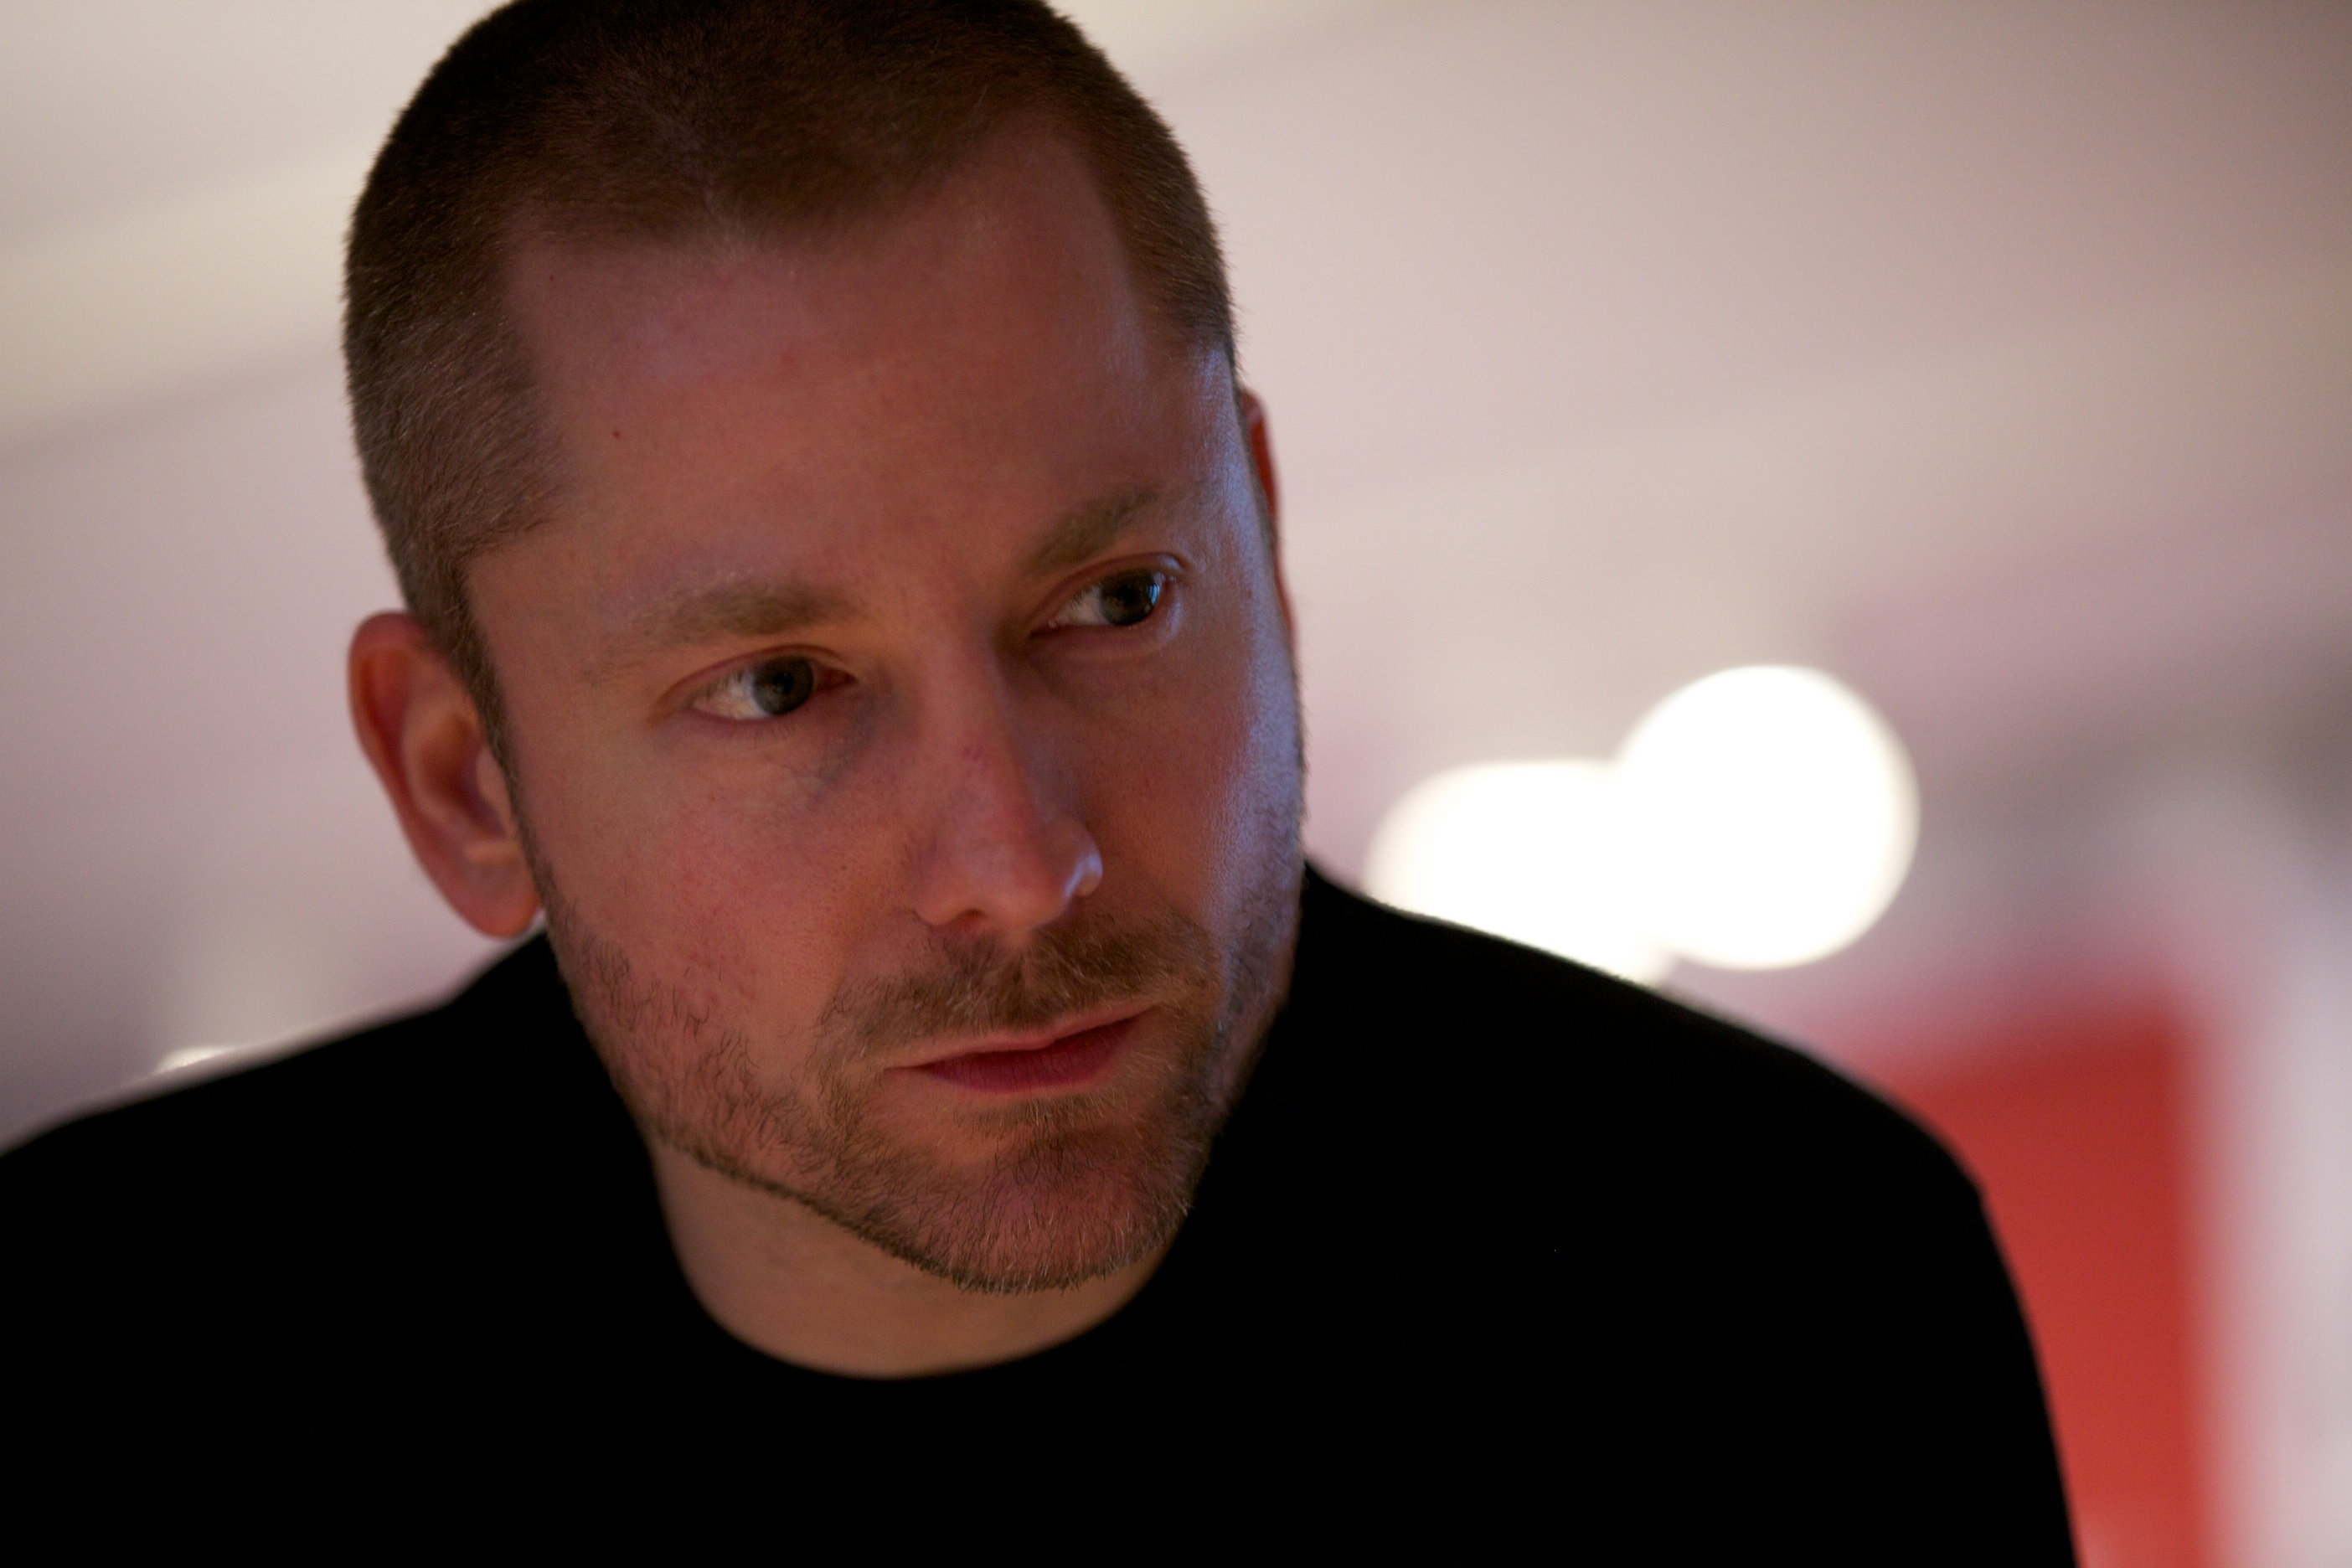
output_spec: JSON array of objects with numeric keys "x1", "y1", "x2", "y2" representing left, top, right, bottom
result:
[
  {"x1": 746, "y1": 656, "x2": 818, "y2": 715},
  {"x1": 1049, "y1": 568, "x2": 1168, "y2": 631},
  {"x1": 694, "y1": 655, "x2": 823, "y2": 721},
  {"x1": 1096, "y1": 570, "x2": 1163, "y2": 627}
]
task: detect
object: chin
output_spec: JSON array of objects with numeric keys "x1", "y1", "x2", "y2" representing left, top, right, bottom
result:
[{"x1": 812, "y1": 1112, "x2": 1211, "y2": 1295}]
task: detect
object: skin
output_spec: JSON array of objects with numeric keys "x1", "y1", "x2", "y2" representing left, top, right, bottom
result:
[{"x1": 348, "y1": 127, "x2": 1303, "y2": 1377}]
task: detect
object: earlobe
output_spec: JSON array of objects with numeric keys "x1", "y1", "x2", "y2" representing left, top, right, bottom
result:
[{"x1": 348, "y1": 611, "x2": 542, "y2": 938}]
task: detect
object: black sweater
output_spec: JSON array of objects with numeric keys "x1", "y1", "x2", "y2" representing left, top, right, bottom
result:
[{"x1": 2, "y1": 868, "x2": 2072, "y2": 1557}]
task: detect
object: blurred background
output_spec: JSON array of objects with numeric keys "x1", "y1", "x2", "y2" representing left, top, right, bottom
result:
[{"x1": 3, "y1": 3, "x2": 2348, "y2": 1560}]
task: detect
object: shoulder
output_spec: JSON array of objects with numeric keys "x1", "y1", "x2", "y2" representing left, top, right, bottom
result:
[
  {"x1": 0, "y1": 937, "x2": 628, "y2": 1382},
  {"x1": 0, "y1": 937, "x2": 666, "y2": 1417},
  {"x1": 0, "y1": 937, "x2": 570, "y2": 1235},
  {"x1": 1291, "y1": 866, "x2": 1970, "y2": 1210}
]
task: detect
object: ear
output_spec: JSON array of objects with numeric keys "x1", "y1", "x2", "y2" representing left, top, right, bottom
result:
[
  {"x1": 1236, "y1": 387, "x2": 1296, "y2": 638},
  {"x1": 348, "y1": 611, "x2": 541, "y2": 938},
  {"x1": 1237, "y1": 386, "x2": 1280, "y2": 539}
]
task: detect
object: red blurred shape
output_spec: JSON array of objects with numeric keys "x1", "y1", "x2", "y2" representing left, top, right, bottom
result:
[{"x1": 1879, "y1": 1001, "x2": 2208, "y2": 1568}]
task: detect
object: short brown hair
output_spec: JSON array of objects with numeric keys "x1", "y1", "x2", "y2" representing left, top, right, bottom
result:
[{"x1": 343, "y1": 0, "x2": 1233, "y2": 737}]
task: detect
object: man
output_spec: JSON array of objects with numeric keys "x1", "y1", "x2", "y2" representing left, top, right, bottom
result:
[{"x1": 5, "y1": 0, "x2": 2071, "y2": 1549}]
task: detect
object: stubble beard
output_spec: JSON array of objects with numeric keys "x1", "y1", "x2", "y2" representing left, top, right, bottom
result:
[{"x1": 527, "y1": 838, "x2": 1300, "y2": 1296}]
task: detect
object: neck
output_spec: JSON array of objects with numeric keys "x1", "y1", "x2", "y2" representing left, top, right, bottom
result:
[{"x1": 646, "y1": 1140, "x2": 1168, "y2": 1377}]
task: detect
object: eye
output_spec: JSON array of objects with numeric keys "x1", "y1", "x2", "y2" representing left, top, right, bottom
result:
[
  {"x1": 692, "y1": 654, "x2": 823, "y2": 721},
  {"x1": 1046, "y1": 568, "x2": 1167, "y2": 631}
]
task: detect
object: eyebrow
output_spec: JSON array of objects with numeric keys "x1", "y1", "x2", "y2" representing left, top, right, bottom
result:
[
  {"x1": 1027, "y1": 486, "x2": 1160, "y2": 575},
  {"x1": 596, "y1": 579, "x2": 855, "y2": 678}
]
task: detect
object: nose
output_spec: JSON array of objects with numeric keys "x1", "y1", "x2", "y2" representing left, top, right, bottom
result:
[{"x1": 907, "y1": 670, "x2": 1102, "y2": 940}]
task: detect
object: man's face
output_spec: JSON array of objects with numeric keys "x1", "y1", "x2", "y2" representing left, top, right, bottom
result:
[{"x1": 471, "y1": 131, "x2": 1303, "y2": 1292}]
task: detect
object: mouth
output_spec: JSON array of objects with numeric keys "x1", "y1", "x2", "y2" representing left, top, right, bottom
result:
[{"x1": 908, "y1": 1007, "x2": 1148, "y2": 1094}]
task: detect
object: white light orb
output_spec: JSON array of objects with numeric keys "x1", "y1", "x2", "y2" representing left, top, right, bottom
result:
[
  {"x1": 1363, "y1": 760, "x2": 1672, "y2": 983},
  {"x1": 1613, "y1": 666, "x2": 1916, "y2": 969}
]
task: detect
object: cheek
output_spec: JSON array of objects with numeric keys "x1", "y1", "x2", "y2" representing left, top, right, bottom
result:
[
  {"x1": 523, "y1": 720, "x2": 887, "y2": 1020},
  {"x1": 1090, "y1": 600, "x2": 1300, "y2": 890}
]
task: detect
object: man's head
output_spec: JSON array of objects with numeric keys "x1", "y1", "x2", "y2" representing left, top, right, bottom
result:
[
  {"x1": 346, "y1": 0, "x2": 1235, "y2": 725},
  {"x1": 345, "y1": 0, "x2": 1304, "y2": 1295}
]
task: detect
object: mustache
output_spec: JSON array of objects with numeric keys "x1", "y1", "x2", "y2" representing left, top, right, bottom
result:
[{"x1": 817, "y1": 912, "x2": 1219, "y2": 1055}]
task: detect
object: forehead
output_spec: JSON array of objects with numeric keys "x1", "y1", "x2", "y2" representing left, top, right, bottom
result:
[{"x1": 503, "y1": 130, "x2": 1210, "y2": 543}]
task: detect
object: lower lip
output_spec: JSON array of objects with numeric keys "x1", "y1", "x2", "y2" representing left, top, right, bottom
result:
[{"x1": 916, "y1": 1016, "x2": 1140, "y2": 1093}]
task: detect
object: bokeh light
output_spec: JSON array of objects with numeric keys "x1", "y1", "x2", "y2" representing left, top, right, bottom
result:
[
  {"x1": 1362, "y1": 759, "x2": 1672, "y2": 982},
  {"x1": 1616, "y1": 666, "x2": 1917, "y2": 969},
  {"x1": 1364, "y1": 666, "x2": 1917, "y2": 977}
]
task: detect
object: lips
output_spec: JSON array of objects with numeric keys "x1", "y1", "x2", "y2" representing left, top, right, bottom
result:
[{"x1": 914, "y1": 1014, "x2": 1142, "y2": 1093}]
